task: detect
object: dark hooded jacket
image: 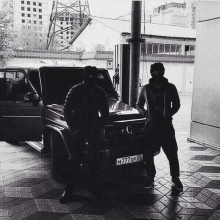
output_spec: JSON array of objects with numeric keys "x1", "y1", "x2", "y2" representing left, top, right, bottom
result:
[{"x1": 136, "y1": 77, "x2": 180, "y2": 155}]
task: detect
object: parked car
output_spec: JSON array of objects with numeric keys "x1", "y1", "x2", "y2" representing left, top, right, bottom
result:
[{"x1": 0, "y1": 65, "x2": 146, "y2": 182}]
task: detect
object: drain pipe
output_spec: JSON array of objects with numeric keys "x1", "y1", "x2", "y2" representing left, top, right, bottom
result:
[{"x1": 127, "y1": 1, "x2": 145, "y2": 107}]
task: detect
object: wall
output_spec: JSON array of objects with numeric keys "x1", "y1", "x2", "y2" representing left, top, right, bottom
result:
[
  {"x1": 189, "y1": 2, "x2": 220, "y2": 149},
  {"x1": 139, "y1": 61, "x2": 194, "y2": 94}
]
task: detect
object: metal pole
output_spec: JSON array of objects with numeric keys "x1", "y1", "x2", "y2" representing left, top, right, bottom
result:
[{"x1": 127, "y1": 1, "x2": 144, "y2": 107}]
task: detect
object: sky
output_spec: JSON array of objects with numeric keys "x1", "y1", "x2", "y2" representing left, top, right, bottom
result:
[{"x1": 88, "y1": 0, "x2": 175, "y2": 18}]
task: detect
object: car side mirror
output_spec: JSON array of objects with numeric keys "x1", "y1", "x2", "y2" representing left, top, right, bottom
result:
[{"x1": 24, "y1": 92, "x2": 40, "y2": 103}]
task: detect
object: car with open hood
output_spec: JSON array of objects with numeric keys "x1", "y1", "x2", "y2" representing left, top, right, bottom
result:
[{"x1": 0, "y1": 65, "x2": 146, "y2": 181}]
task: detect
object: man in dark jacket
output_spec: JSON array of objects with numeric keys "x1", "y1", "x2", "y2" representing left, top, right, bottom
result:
[
  {"x1": 60, "y1": 66, "x2": 109, "y2": 203},
  {"x1": 136, "y1": 62, "x2": 183, "y2": 191}
]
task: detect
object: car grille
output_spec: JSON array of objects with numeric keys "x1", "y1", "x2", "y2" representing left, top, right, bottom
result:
[{"x1": 104, "y1": 120, "x2": 145, "y2": 141}]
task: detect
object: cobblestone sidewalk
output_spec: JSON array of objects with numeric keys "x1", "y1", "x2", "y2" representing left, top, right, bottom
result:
[{"x1": 0, "y1": 132, "x2": 220, "y2": 220}]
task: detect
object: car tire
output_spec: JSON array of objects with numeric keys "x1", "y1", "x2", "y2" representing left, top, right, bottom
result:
[{"x1": 49, "y1": 131, "x2": 71, "y2": 183}]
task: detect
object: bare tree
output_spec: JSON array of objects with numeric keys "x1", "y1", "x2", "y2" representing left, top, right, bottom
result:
[{"x1": 14, "y1": 26, "x2": 60, "y2": 51}]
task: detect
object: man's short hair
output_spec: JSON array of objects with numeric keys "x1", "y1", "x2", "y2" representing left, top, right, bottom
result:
[
  {"x1": 150, "y1": 63, "x2": 165, "y2": 75},
  {"x1": 83, "y1": 66, "x2": 98, "y2": 78}
]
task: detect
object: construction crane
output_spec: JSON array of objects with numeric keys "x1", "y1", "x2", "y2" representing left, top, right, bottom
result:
[{"x1": 47, "y1": 0, "x2": 90, "y2": 50}]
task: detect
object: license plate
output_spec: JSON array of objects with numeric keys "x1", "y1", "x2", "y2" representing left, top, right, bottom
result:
[{"x1": 116, "y1": 154, "x2": 143, "y2": 165}]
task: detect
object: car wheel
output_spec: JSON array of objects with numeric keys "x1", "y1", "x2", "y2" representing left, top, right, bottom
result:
[{"x1": 49, "y1": 131, "x2": 71, "y2": 183}]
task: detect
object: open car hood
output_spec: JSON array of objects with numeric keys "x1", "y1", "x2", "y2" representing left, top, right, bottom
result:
[{"x1": 39, "y1": 66, "x2": 118, "y2": 106}]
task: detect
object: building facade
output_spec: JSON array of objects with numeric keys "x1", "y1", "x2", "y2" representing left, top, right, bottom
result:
[
  {"x1": 68, "y1": 16, "x2": 196, "y2": 94},
  {"x1": 10, "y1": 0, "x2": 53, "y2": 32},
  {"x1": 151, "y1": 2, "x2": 188, "y2": 27}
]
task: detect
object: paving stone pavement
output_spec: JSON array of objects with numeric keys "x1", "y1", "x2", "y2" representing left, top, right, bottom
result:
[{"x1": 0, "y1": 131, "x2": 220, "y2": 220}]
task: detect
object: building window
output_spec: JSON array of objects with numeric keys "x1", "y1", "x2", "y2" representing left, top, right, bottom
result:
[
  {"x1": 33, "y1": 14, "x2": 36, "y2": 18},
  {"x1": 159, "y1": 44, "x2": 165, "y2": 54},
  {"x1": 33, "y1": 8, "x2": 36, "y2": 12},
  {"x1": 147, "y1": 44, "x2": 153, "y2": 54},
  {"x1": 170, "y1": 45, "x2": 176, "y2": 55},
  {"x1": 141, "y1": 43, "x2": 146, "y2": 53},
  {"x1": 21, "y1": 1, "x2": 24, "y2": 4},
  {"x1": 21, "y1": 7, "x2": 25, "y2": 10},
  {"x1": 66, "y1": 37, "x2": 69, "y2": 39},
  {"x1": 39, "y1": 2, "x2": 42, "y2": 6},
  {"x1": 190, "y1": 46, "x2": 195, "y2": 55},
  {"x1": 33, "y1": 2, "x2": 36, "y2": 5},
  {"x1": 28, "y1": 20, "x2": 31, "y2": 24},
  {"x1": 27, "y1": 7, "x2": 30, "y2": 11},
  {"x1": 22, "y1": 19, "x2": 25, "y2": 23},
  {"x1": 33, "y1": 21, "x2": 36, "y2": 24},
  {"x1": 153, "y1": 44, "x2": 159, "y2": 54},
  {"x1": 60, "y1": 22, "x2": 63, "y2": 25},
  {"x1": 185, "y1": 45, "x2": 195, "y2": 55},
  {"x1": 66, "y1": 22, "x2": 68, "y2": 25},
  {"x1": 39, "y1": 21, "x2": 42, "y2": 25},
  {"x1": 176, "y1": 45, "x2": 182, "y2": 55},
  {"x1": 39, "y1": 15, "x2": 42, "y2": 19},
  {"x1": 21, "y1": 13, "x2": 25, "y2": 17},
  {"x1": 39, "y1": 9, "x2": 42, "y2": 13},
  {"x1": 165, "y1": 44, "x2": 170, "y2": 54},
  {"x1": 27, "y1": 1, "x2": 30, "y2": 5},
  {"x1": 27, "y1": 14, "x2": 30, "y2": 17}
]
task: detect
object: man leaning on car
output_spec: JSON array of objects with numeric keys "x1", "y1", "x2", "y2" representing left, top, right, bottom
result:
[{"x1": 60, "y1": 66, "x2": 109, "y2": 204}]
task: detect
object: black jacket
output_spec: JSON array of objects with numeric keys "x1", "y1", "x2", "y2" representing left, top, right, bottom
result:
[
  {"x1": 136, "y1": 77, "x2": 180, "y2": 124},
  {"x1": 64, "y1": 83, "x2": 109, "y2": 132},
  {"x1": 136, "y1": 77, "x2": 180, "y2": 155}
]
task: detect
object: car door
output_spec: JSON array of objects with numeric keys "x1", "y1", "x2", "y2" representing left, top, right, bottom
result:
[{"x1": 0, "y1": 68, "x2": 43, "y2": 142}]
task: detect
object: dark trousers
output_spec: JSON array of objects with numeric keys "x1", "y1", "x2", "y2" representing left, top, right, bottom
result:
[
  {"x1": 144, "y1": 121, "x2": 180, "y2": 178},
  {"x1": 65, "y1": 127, "x2": 100, "y2": 192},
  {"x1": 145, "y1": 145, "x2": 180, "y2": 178}
]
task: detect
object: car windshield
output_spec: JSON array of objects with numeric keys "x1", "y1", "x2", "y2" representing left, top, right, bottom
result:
[{"x1": 39, "y1": 67, "x2": 117, "y2": 105}]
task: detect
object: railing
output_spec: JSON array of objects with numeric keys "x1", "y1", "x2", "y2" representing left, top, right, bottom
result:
[
  {"x1": 14, "y1": 49, "x2": 82, "y2": 60},
  {"x1": 95, "y1": 51, "x2": 113, "y2": 60},
  {"x1": 141, "y1": 54, "x2": 194, "y2": 63}
]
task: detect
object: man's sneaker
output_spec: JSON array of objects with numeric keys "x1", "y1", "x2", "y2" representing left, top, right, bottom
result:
[
  {"x1": 144, "y1": 177, "x2": 154, "y2": 189},
  {"x1": 59, "y1": 190, "x2": 73, "y2": 204},
  {"x1": 172, "y1": 178, "x2": 183, "y2": 191}
]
